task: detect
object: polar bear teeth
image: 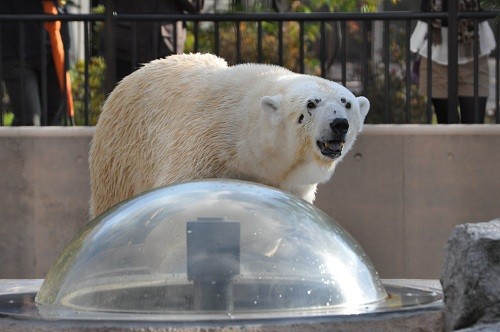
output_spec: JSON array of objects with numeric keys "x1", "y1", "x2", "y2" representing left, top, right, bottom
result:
[{"x1": 317, "y1": 140, "x2": 344, "y2": 159}]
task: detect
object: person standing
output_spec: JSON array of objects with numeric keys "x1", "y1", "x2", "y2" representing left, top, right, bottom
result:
[
  {"x1": 410, "y1": 0, "x2": 496, "y2": 123},
  {"x1": 104, "y1": 0, "x2": 204, "y2": 83},
  {"x1": 0, "y1": 0, "x2": 73, "y2": 126}
]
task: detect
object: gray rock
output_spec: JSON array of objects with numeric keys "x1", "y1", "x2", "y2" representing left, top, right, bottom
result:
[{"x1": 440, "y1": 219, "x2": 500, "y2": 331}]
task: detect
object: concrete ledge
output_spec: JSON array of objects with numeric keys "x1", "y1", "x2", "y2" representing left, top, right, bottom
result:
[
  {"x1": 2, "y1": 124, "x2": 499, "y2": 136},
  {"x1": 360, "y1": 124, "x2": 500, "y2": 135},
  {"x1": 1, "y1": 125, "x2": 499, "y2": 279},
  {"x1": 0, "y1": 126, "x2": 95, "y2": 137}
]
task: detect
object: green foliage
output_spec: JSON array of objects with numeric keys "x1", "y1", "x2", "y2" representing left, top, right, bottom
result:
[
  {"x1": 186, "y1": 20, "x2": 326, "y2": 75},
  {"x1": 228, "y1": 0, "x2": 381, "y2": 12},
  {"x1": 1, "y1": 112, "x2": 13, "y2": 126},
  {"x1": 481, "y1": 0, "x2": 499, "y2": 9},
  {"x1": 91, "y1": 5, "x2": 106, "y2": 55},
  {"x1": 1, "y1": 84, "x2": 13, "y2": 126},
  {"x1": 185, "y1": 0, "x2": 382, "y2": 72},
  {"x1": 70, "y1": 56, "x2": 106, "y2": 126},
  {"x1": 295, "y1": 0, "x2": 380, "y2": 12}
]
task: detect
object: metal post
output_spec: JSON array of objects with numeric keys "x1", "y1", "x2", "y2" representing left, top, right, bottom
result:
[
  {"x1": 214, "y1": 21, "x2": 220, "y2": 56},
  {"x1": 426, "y1": 20, "x2": 433, "y2": 123},
  {"x1": 0, "y1": 23, "x2": 3, "y2": 126},
  {"x1": 257, "y1": 21, "x2": 263, "y2": 63},
  {"x1": 384, "y1": 19, "x2": 390, "y2": 123},
  {"x1": 40, "y1": 22, "x2": 47, "y2": 125},
  {"x1": 405, "y1": 19, "x2": 411, "y2": 123},
  {"x1": 104, "y1": 0, "x2": 115, "y2": 95},
  {"x1": 299, "y1": 21, "x2": 304, "y2": 74},
  {"x1": 278, "y1": 21, "x2": 283, "y2": 66},
  {"x1": 361, "y1": 21, "x2": 368, "y2": 104},
  {"x1": 473, "y1": 20, "x2": 479, "y2": 123},
  {"x1": 320, "y1": 21, "x2": 326, "y2": 78},
  {"x1": 187, "y1": 219, "x2": 240, "y2": 312},
  {"x1": 236, "y1": 21, "x2": 241, "y2": 63},
  {"x1": 84, "y1": 20, "x2": 90, "y2": 126},
  {"x1": 194, "y1": 21, "x2": 199, "y2": 53},
  {"x1": 447, "y1": 0, "x2": 459, "y2": 123},
  {"x1": 496, "y1": 20, "x2": 499, "y2": 123},
  {"x1": 341, "y1": 20, "x2": 347, "y2": 86},
  {"x1": 19, "y1": 22, "x2": 26, "y2": 124}
]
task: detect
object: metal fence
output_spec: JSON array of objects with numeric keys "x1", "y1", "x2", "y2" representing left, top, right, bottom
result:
[{"x1": 1, "y1": 9, "x2": 499, "y2": 125}]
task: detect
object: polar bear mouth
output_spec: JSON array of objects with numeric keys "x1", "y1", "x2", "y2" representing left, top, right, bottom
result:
[{"x1": 316, "y1": 140, "x2": 344, "y2": 159}]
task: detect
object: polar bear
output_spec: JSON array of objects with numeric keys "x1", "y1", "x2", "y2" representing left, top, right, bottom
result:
[{"x1": 89, "y1": 53, "x2": 369, "y2": 218}]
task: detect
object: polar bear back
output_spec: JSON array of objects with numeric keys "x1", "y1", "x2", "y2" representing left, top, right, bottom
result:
[{"x1": 89, "y1": 54, "x2": 288, "y2": 217}]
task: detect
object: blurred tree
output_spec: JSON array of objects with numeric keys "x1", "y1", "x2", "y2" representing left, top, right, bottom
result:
[{"x1": 70, "y1": 56, "x2": 106, "y2": 126}]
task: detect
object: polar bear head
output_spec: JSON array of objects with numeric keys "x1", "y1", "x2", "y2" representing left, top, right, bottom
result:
[{"x1": 259, "y1": 75, "x2": 369, "y2": 185}]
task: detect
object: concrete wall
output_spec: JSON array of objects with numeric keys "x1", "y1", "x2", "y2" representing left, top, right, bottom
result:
[
  {"x1": 0, "y1": 128, "x2": 92, "y2": 278},
  {"x1": 1, "y1": 125, "x2": 499, "y2": 279}
]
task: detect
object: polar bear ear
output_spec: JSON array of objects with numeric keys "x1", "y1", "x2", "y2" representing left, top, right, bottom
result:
[
  {"x1": 357, "y1": 96, "x2": 370, "y2": 120},
  {"x1": 261, "y1": 95, "x2": 282, "y2": 113}
]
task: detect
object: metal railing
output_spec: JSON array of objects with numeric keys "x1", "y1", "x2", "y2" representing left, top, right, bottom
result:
[{"x1": 1, "y1": 9, "x2": 499, "y2": 125}]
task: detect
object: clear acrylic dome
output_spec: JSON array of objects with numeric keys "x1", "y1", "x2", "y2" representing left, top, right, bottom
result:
[{"x1": 36, "y1": 179, "x2": 387, "y2": 320}]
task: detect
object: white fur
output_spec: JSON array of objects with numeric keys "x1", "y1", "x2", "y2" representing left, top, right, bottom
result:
[{"x1": 89, "y1": 53, "x2": 369, "y2": 218}]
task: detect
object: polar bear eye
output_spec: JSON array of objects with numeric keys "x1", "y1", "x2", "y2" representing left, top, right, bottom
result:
[
  {"x1": 307, "y1": 101, "x2": 316, "y2": 109},
  {"x1": 340, "y1": 97, "x2": 352, "y2": 109}
]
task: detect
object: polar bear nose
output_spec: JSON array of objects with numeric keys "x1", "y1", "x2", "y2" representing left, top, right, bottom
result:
[{"x1": 330, "y1": 118, "x2": 349, "y2": 137}]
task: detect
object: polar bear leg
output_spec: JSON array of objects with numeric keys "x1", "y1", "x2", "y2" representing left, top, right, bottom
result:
[{"x1": 283, "y1": 184, "x2": 318, "y2": 204}]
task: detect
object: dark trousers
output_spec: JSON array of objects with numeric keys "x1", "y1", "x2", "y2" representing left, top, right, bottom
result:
[
  {"x1": 432, "y1": 97, "x2": 487, "y2": 124},
  {"x1": 2, "y1": 56, "x2": 63, "y2": 126},
  {"x1": 115, "y1": 57, "x2": 142, "y2": 83}
]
